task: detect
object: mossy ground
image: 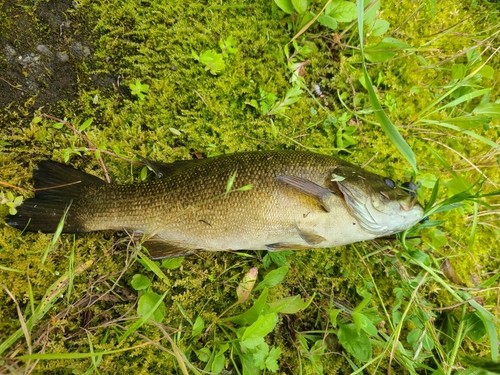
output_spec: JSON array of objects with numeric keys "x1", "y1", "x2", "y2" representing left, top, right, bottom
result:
[{"x1": 1, "y1": 0, "x2": 499, "y2": 374}]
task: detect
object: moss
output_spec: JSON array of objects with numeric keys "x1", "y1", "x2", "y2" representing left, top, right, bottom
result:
[{"x1": 1, "y1": 0, "x2": 499, "y2": 373}]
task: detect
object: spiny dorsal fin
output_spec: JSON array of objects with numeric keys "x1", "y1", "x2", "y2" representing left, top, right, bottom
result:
[{"x1": 137, "y1": 156, "x2": 208, "y2": 179}]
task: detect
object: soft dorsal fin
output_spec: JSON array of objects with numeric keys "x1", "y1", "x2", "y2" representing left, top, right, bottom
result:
[
  {"x1": 277, "y1": 175, "x2": 336, "y2": 212},
  {"x1": 137, "y1": 156, "x2": 207, "y2": 178}
]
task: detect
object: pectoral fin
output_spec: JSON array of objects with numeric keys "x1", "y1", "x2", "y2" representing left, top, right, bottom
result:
[
  {"x1": 141, "y1": 237, "x2": 200, "y2": 259},
  {"x1": 277, "y1": 175, "x2": 336, "y2": 212}
]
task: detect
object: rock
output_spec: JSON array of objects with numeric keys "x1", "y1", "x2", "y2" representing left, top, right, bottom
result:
[
  {"x1": 36, "y1": 44, "x2": 52, "y2": 55},
  {"x1": 56, "y1": 51, "x2": 69, "y2": 62},
  {"x1": 4, "y1": 44, "x2": 18, "y2": 64},
  {"x1": 71, "y1": 42, "x2": 91, "y2": 58}
]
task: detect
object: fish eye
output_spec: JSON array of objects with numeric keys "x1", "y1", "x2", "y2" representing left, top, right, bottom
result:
[{"x1": 384, "y1": 178, "x2": 396, "y2": 189}]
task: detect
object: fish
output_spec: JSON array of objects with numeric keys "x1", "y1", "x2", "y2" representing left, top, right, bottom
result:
[{"x1": 7, "y1": 151, "x2": 424, "y2": 259}]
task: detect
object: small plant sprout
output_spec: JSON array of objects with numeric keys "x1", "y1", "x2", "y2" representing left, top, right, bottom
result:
[
  {"x1": 129, "y1": 79, "x2": 149, "y2": 100},
  {"x1": 1, "y1": 192, "x2": 23, "y2": 215},
  {"x1": 192, "y1": 35, "x2": 237, "y2": 75}
]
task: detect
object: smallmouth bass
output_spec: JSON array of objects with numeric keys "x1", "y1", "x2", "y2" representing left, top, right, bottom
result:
[{"x1": 7, "y1": 151, "x2": 424, "y2": 259}]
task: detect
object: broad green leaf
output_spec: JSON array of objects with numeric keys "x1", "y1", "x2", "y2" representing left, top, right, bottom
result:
[
  {"x1": 274, "y1": 0, "x2": 294, "y2": 14},
  {"x1": 451, "y1": 64, "x2": 466, "y2": 80},
  {"x1": 329, "y1": 309, "x2": 341, "y2": 327},
  {"x1": 473, "y1": 102, "x2": 500, "y2": 119},
  {"x1": 268, "y1": 293, "x2": 314, "y2": 314},
  {"x1": 352, "y1": 312, "x2": 378, "y2": 336},
  {"x1": 317, "y1": 14, "x2": 337, "y2": 30},
  {"x1": 327, "y1": 0, "x2": 357, "y2": 22},
  {"x1": 225, "y1": 288, "x2": 269, "y2": 325},
  {"x1": 254, "y1": 265, "x2": 289, "y2": 291},
  {"x1": 241, "y1": 313, "x2": 278, "y2": 349},
  {"x1": 362, "y1": 0, "x2": 380, "y2": 25},
  {"x1": 477, "y1": 64, "x2": 494, "y2": 78},
  {"x1": 291, "y1": 0, "x2": 308, "y2": 14},
  {"x1": 195, "y1": 347, "x2": 210, "y2": 362},
  {"x1": 338, "y1": 323, "x2": 372, "y2": 361},
  {"x1": 365, "y1": 37, "x2": 410, "y2": 63},
  {"x1": 212, "y1": 352, "x2": 225, "y2": 373},
  {"x1": 160, "y1": 257, "x2": 184, "y2": 269},
  {"x1": 370, "y1": 19, "x2": 389, "y2": 36},
  {"x1": 192, "y1": 316, "x2": 205, "y2": 337},
  {"x1": 422, "y1": 332, "x2": 434, "y2": 351},
  {"x1": 131, "y1": 274, "x2": 151, "y2": 291},
  {"x1": 407, "y1": 328, "x2": 421, "y2": 344},
  {"x1": 137, "y1": 292, "x2": 166, "y2": 323}
]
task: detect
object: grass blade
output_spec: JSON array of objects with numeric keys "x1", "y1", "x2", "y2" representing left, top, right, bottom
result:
[{"x1": 356, "y1": 0, "x2": 417, "y2": 173}]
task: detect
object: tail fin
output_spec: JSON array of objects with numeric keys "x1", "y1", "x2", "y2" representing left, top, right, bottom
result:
[{"x1": 7, "y1": 161, "x2": 105, "y2": 233}]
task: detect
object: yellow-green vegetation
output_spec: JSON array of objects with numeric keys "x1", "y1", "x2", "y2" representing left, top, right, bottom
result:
[{"x1": 0, "y1": 0, "x2": 499, "y2": 373}]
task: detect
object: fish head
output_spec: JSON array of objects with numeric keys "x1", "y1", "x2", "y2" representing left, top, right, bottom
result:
[{"x1": 331, "y1": 164, "x2": 424, "y2": 236}]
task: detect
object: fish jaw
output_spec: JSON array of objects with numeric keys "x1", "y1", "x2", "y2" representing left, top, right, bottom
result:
[{"x1": 336, "y1": 179, "x2": 424, "y2": 236}]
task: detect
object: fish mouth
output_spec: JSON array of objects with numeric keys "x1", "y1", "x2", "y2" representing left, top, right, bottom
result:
[{"x1": 335, "y1": 179, "x2": 424, "y2": 236}]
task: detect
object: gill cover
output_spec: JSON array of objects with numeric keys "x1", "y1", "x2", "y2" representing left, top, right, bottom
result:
[{"x1": 332, "y1": 164, "x2": 424, "y2": 236}]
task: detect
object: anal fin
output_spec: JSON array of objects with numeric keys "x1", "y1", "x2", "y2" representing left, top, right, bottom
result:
[
  {"x1": 141, "y1": 237, "x2": 200, "y2": 260},
  {"x1": 265, "y1": 243, "x2": 311, "y2": 251}
]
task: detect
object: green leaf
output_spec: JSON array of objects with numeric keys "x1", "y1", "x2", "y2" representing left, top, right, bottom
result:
[
  {"x1": 462, "y1": 356, "x2": 500, "y2": 373},
  {"x1": 326, "y1": 0, "x2": 357, "y2": 22},
  {"x1": 362, "y1": 0, "x2": 380, "y2": 25},
  {"x1": 211, "y1": 351, "x2": 225, "y2": 373},
  {"x1": 225, "y1": 288, "x2": 269, "y2": 326},
  {"x1": 329, "y1": 309, "x2": 341, "y2": 327},
  {"x1": 78, "y1": 118, "x2": 93, "y2": 132},
  {"x1": 219, "y1": 35, "x2": 237, "y2": 56},
  {"x1": 241, "y1": 313, "x2": 278, "y2": 350},
  {"x1": 352, "y1": 312, "x2": 378, "y2": 336},
  {"x1": 317, "y1": 14, "x2": 338, "y2": 30},
  {"x1": 254, "y1": 265, "x2": 289, "y2": 291},
  {"x1": 195, "y1": 347, "x2": 210, "y2": 362},
  {"x1": 407, "y1": 328, "x2": 421, "y2": 344},
  {"x1": 265, "y1": 346, "x2": 281, "y2": 371},
  {"x1": 365, "y1": 37, "x2": 410, "y2": 63},
  {"x1": 291, "y1": 0, "x2": 307, "y2": 14},
  {"x1": 197, "y1": 49, "x2": 225, "y2": 75},
  {"x1": 338, "y1": 323, "x2": 372, "y2": 361},
  {"x1": 370, "y1": 19, "x2": 389, "y2": 36},
  {"x1": 192, "y1": 316, "x2": 204, "y2": 337},
  {"x1": 169, "y1": 127, "x2": 181, "y2": 136},
  {"x1": 160, "y1": 257, "x2": 184, "y2": 269},
  {"x1": 268, "y1": 293, "x2": 314, "y2": 314},
  {"x1": 140, "y1": 166, "x2": 148, "y2": 180},
  {"x1": 131, "y1": 274, "x2": 151, "y2": 291},
  {"x1": 473, "y1": 103, "x2": 500, "y2": 119},
  {"x1": 137, "y1": 292, "x2": 167, "y2": 323},
  {"x1": 274, "y1": 0, "x2": 294, "y2": 14}
]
